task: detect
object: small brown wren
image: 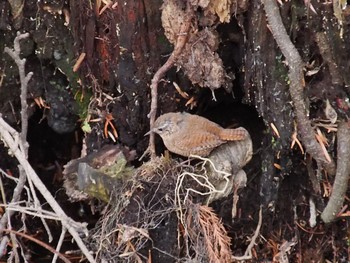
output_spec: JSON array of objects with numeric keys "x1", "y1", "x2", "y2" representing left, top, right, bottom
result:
[{"x1": 150, "y1": 112, "x2": 248, "y2": 157}]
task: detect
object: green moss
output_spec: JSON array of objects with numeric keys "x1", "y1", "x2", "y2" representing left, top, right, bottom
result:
[
  {"x1": 84, "y1": 181, "x2": 110, "y2": 202},
  {"x1": 101, "y1": 152, "x2": 134, "y2": 180},
  {"x1": 53, "y1": 36, "x2": 92, "y2": 131},
  {"x1": 74, "y1": 89, "x2": 92, "y2": 125}
]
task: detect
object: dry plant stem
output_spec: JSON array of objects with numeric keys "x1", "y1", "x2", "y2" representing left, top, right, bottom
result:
[
  {"x1": 262, "y1": 0, "x2": 335, "y2": 175},
  {"x1": 0, "y1": 117, "x2": 96, "y2": 263},
  {"x1": 232, "y1": 206, "x2": 262, "y2": 261},
  {"x1": 1, "y1": 204, "x2": 63, "y2": 220},
  {"x1": 3, "y1": 32, "x2": 53, "y2": 246},
  {"x1": 0, "y1": 172, "x2": 26, "y2": 231},
  {"x1": 8, "y1": 218, "x2": 20, "y2": 262},
  {"x1": 25, "y1": 164, "x2": 54, "y2": 242},
  {"x1": 4, "y1": 32, "x2": 32, "y2": 155},
  {"x1": 0, "y1": 229, "x2": 71, "y2": 263},
  {"x1": 148, "y1": 9, "x2": 193, "y2": 158},
  {"x1": 52, "y1": 227, "x2": 67, "y2": 263},
  {"x1": 0, "y1": 32, "x2": 31, "y2": 247},
  {"x1": 321, "y1": 122, "x2": 350, "y2": 223},
  {"x1": 0, "y1": 236, "x2": 9, "y2": 257},
  {"x1": 0, "y1": 169, "x2": 24, "y2": 259}
]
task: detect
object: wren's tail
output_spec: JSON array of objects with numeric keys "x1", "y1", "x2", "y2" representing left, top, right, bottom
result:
[{"x1": 219, "y1": 127, "x2": 249, "y2": 141}]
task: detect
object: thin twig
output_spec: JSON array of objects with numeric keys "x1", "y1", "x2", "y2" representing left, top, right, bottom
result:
[
  {"x1": 7, "y1": 209, "x2": 20, "y2": 261},
  {"x1": 0, "y1": 236, "x2": 9, "y2": 257},
  {"x1": 148, "y1": 5, "x2": 194, "y2": 158},
  {"x1": 0, "y1": 32, "x2": 32, "y2": 253},
  {"x1": 262, "y1": 0, "x2": 335, "y2": 175},
  {"x1": 1, "y1": 33, "x2": 94, "y2": 261},
  {"x1": 52, "y1": 227, "x2": 67, "y2": 263},
  {"x1": 0, "y1": 117, "x2": 96, "y2": 263},
  {"x1": 0, "y1": 229, "x2": 71, "y2": 263},
  {"x1": 0, "y1": 168, "x2": 28, "y2": 259},
  {"x1": 24, "y1": 164, "x2": 54, "y2": 242},
  {"x1": 232, "y1": 206, "x2": 263, "y2": 261},
  {"x1": 3, "y1": 32, "x2": 54, "y2": 246},
  {"x1": 4, "y1": 32, "x2": 32, "y2": 156},
  {"x1": 1, "y1": 204, "x2": 62, "y2": 220}
]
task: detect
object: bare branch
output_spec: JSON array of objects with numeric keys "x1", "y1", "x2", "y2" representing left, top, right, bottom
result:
[
  {"x1": 1, "y1": 32, "x2": 96, "y2": 262},
  {"x1": 4, "y1": 32, "x2": 32, "y2": 156},
  {"x1": 0, "y1": 117, "x2": 96, "y2": 262},
  {"x1": 0, "y1": 32, "x2": 32, "y2": 249}
]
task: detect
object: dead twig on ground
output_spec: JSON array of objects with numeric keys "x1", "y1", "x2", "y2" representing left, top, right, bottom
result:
[
  {"x1": 147, "y1": 3, "x2": 194, "y2": 158},
  {"x1": 321, "y1": 121, "x2": 350, "y2": 223},
  {"x1": 262, "y1": 0, "x2": 335, "y2": 175}
]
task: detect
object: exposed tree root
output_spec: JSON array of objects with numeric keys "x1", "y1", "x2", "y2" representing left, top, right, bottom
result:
[
  {"x1": 147, "y1": 3, "x2": 194, "y2": 158},
  {"x1": 321, "y1": 121, "x2": 350, "y2": 223},
  {"x1": 315, "y1": 33, "x2": 343, "y2": 86},
  {"x1": 262, "y1": 0, "x2": 336, "y2": 175}
]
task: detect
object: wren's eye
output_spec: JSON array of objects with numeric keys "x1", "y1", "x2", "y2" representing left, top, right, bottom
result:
[
  {"x1": 153, "y1": 127, "x2": 162, "y2": 134},
  {"x1": 155, "y1": 122, "x2": 169, "y2": 134}
]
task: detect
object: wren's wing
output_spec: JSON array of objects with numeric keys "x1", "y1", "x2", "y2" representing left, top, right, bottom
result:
[{"x1": 172, "y1": 131, "x2": 225, "y2": 157}]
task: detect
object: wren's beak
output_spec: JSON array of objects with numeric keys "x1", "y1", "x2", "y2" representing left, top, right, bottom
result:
[{"x1": 144, "y1": 129, "x2": 153, "y2": 136}]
